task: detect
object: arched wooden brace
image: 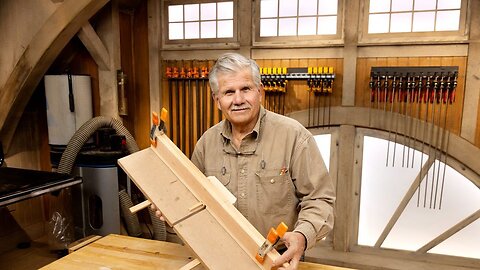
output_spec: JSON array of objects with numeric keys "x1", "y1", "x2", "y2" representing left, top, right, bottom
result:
[{"x1": 0, "y1": 0, "x2": 108, "y2": 154}]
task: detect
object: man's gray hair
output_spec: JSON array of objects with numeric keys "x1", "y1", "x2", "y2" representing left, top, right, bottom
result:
[{"x1": 209, "y1": 53, "x2": 261, "y2": 95}]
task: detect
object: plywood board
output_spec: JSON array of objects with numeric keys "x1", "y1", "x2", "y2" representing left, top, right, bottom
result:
[
  {"x1": 119, "y1": 148, "x2": 201, "y2": 225},
  {"x1": 118, "y1": 133, "x2": 280, "y2": 269}
]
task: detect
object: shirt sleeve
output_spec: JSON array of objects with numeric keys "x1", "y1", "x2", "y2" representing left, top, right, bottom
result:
[
  {"x1": 190, "y1": 136, "x2": 205, "y2": 172},
  {"x1": 291, "y1": 133, "x2": 335, "y2": 250}
]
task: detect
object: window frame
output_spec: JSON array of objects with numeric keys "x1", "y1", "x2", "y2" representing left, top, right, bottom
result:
[
  {"x1": 354, "y1": 127, "x2": 480, "y2": 259},
  {"x1": 252, "y1": 0, "x2": 345, "y2": 47},
  {"x1": 358, "y1": 0, "x2": 470, "y2": 45},
  {"x1": 162, "y1": 0, "x2": 239, "y2": 49}
]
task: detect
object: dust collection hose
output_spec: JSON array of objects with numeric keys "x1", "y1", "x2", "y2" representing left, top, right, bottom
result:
[
  {"x1": 56, "y1": 116, "x2": 165, "y2": 239},
  {"x1": 119, "y1": 189, "x2": 142, "y2": 237},
  {"x1": 57, "y1": 116, "x2": 139, "y2": 174}
]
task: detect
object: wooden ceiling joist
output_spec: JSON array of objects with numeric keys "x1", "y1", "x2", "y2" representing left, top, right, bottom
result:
[
  {"x1": 0, "y1": 0, "x2": 108, "y2": 153},
  {"x1": 77, "y1": 23, "x2": 111, "y2": 70},
  {"x1": 118, "y1": 133, "x2": 281, "y2": 269}
]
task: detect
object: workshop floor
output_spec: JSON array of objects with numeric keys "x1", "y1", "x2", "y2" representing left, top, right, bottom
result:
[{"x1": 0, "y1": 238, "x2": 59, "y2": 270}]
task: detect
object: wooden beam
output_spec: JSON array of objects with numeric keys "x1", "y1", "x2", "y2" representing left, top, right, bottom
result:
[
  {"x1": 416, "y1": 209, "x2": 480, "y2": 254},
  {"x1": 374, "y1": 157, "x2": 435, "y2": 247},
  {"x1": 333, "y1": 125, "x2": 356, "y2": 251},
  {"x1": 118, "y1": 133, "x2": 281, "y2": 269},
  {"x1": 77, "y1": 23, "x2": 111, "y2": 70},
  {"x1": 0, "y1": 0, "x2": 108, "y2": 154}
]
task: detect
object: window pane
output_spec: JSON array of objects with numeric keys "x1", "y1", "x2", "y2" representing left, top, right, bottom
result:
[
  {"x1": 359, "y1": 137, "x2": 428, "y2": 246},
  {"x1": 430, "y1": 219, "x2": 480, "y2": 259},
  {"x1": 318, "y1": 0, "x2": 338, "y2": 15},
  {"x1": 437, "y1": 0, "x2": 461, "y2": 10},
  {"x1": 185, "y1": 22, "x2": 199, "y2": 39},
  {"x1": 299, "y1": 0, "x2": 317, "y2": 16},
  {"x1": 201, "y1": 21, "x2": 216, "y2": 38},
  {"x1": 169, "y1": 22, "x2": 183, "y2": 39},
  {"x1": 313, "y1": 134, "x2": 331, "y2": 172},
  {"x1": 412, "y1": 11, "x2": 435, "y2": 32},
  {"x1": 279, "y1": 0, "x2": 297, "y2": 17},
  {"x1": 391, "y1": 0, "x2": 413, "y2": 12},
  {"x1": 390, "y1": 12, "x2": 412, "y2": 32},
  {"x1": 298, "y1": 17, "x2": 317, "y2": 35},
  {"x1": 370, "y1": 0, "x2": 390, "y2": 13},
  {"x1": 359, "y1": 136, "x2": 480, "y2": 260},
  {"x1": 436, "y1": 10, "x2": 460, "y2": 31},
  {"x1": 169, "y1": 5, "x2": 183, "y2": 22},
  {"x1": 278, "y1": 18, "x2": 297, "y2": 36},
  {"x1": 201, "y1": 3, "x2": 216, "y2": 20},
  {"x1": 368, "y1": 14, "x2": 390, "y2": 33},
  {"x1": 217, "y1": 20, "x2": 233, "y2": 38},
  {"x1": 317, "y1": 15, "x2": 337, "y2": 34},
  {"x1": 260, "y1": 0, "x2": 278, "y2": 18},
  {"x1": 184, "y1": 4, "x2": 199, "y2": 22},
  {"x1": 260, "y1": 18, "x2": 278, "y2": 36},
  {"x1": 383, "y1": 161, "x2": 480, "y2": 254},
  {"x1": 414, "y1": 0, "x2": 436, "y2": 11},
  {"x1": 218, "y1": 1, "x2": 233, "y2": 19}
]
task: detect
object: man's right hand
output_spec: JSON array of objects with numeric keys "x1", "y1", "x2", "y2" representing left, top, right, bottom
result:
[{"x1": 150, "y1": 203, "x2": 166, "y2": 221}]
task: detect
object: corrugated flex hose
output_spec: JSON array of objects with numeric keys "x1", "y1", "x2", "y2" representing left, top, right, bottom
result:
[
  {"x1": 119, "y1": 189, "x2": 142, "y2": 237},
  {"x1": 57, "y1": 116, "x2": 145, "y2": 237},
  {"x1": 148, "y1": 207, "x2": 167, "y2": 241},
  {"x1": 57, "y1": 116, "x2": 139, "y2": 174}
]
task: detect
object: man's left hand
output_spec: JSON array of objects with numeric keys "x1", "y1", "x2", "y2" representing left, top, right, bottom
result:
[{"x1": 271, "y1": 231, "x2": 306, "y2": 270}]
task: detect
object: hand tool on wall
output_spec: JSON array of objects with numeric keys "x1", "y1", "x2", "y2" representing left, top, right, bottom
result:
[
  {"x1": 439, "y1": 72, "x2": 457, "y2": 210},
  {"x1": 255, "y1": 222, "x2": 288, "y2": 264},
  {"x1": 193, "y1": 67, "x2": 201, "y2": 141},
  {"x1": 180, "y1": 67, "x2": 187, "y2": 153},
  {"x1": 392, "y1": 76, "x2": 403, "y2": 167},
  {"x1": 386, "y1": 75, "x2": 396, "y2": 167},
  {"x1": 368, "y1": 72, "x2": 375, "y2": 127},
  {"x1": 402, "y1": 75, "x2": 412, "y2": 168},
  {"x1": 432, "y1": 74, "x2": 446, "y2": 208},
  {"x1": 166, "y1": 67, "x2": 174, "y2": 138},
  {"x1": 428, "y1": 74, "x2": 439, "y2": 208}
]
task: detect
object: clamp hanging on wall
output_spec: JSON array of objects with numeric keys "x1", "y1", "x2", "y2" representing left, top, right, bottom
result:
[
  {"x1": 369, "y1": 66, "x2": 459, "y2": 210},
  {"x1": 260, "y1": 66, "x2": 335, "y2": 126}
]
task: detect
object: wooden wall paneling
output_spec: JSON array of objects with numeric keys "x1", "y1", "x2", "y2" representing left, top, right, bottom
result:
[
  {"x1": 476, "y1": 97, "x2": 480, "y2": 147},
  {"x1": 333, "y1": 125, "x2": 356, "y2": 252},
  {"x1": 119, "y1": 10, "x2": 135, "y2": 136},
  {"x1": 132, "y1": 1, "x2": 151, "y2": 150}
]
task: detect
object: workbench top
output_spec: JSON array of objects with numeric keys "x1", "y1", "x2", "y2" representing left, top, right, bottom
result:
[{"x1": 40, "y1": 234, "x2": 351, "y2": 270}]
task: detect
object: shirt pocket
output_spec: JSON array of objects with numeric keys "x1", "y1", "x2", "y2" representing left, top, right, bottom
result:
[
  {"x1": 205, "y1": 170, "x2": 231, "y2": 187},
  {"x1": 255, "y1": 169, "x2": 294, "y2": 215}
]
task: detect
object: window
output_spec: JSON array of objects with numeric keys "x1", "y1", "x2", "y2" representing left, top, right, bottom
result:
[
  {"x1": 368, "y1": 0, "x2": 462, "y2": 34},
  {"x1": 314, "y1": 134, "x2": 331, "y2": 172},
  {"x1": 166, "y1": 1, "x2": 234, "y2": 41},
  {"x1": 359, "y1": 136, "x2": 480, "y2": 259},
  {"x1": 258, "y1": 0, "x2": 339, "y2": 37}
]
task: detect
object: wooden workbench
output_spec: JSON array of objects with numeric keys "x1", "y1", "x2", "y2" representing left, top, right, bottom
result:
[{"x1": 40, "y1": 234, "x2": 351, "y2": 270}]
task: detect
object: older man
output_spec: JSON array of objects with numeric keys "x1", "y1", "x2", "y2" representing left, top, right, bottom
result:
[{"x1": 189, "y1": 53, "x2": 335, "y2": 269}]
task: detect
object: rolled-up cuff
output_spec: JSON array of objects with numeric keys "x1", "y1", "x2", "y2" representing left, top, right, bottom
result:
[{"x1": 293, "y1": 222, "x2": 316, "y2": 250}]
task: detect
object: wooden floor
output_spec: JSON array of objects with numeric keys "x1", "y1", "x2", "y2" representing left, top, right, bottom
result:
[{"x1": 0, "y1": 238, "x2": 59, "y2": 270}]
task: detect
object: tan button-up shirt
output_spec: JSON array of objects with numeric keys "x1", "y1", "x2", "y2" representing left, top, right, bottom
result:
[{"x1": 191, "y1": 107, "x2": 335, "y2": 249}]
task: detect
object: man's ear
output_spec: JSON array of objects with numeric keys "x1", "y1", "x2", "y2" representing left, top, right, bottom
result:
[
  {"x1": 213, "y1": 93, "x2": 221, "y2": 110},
  {"x1": 259, "y1": 83, "x2": 264, "y2": 103}
]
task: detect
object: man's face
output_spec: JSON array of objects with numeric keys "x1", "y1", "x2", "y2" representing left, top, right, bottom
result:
[{"x1": 214, "y1": 69, "x2": 262, "y2": 131}]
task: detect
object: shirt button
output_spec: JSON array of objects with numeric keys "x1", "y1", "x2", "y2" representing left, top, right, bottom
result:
[
  {"x1": 240, "y1": 193, "x2": 246, "y2": 198},
  {"x1": 270, "y1": 179, "x2": 275, "y2": 184},
  {"x1": 241, "y1": 169, "x2": 245, "y2": 174}
]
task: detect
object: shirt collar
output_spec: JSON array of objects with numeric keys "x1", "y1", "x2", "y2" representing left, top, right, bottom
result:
[{"x1": 220, "y1": 106, "x2": 266, "y2": 154}]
